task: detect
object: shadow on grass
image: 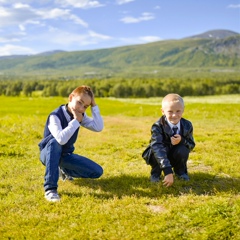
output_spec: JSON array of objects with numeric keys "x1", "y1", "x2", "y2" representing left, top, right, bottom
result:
[{"x1": 70, "y1": 172, "x2": 240, "y2": 199}]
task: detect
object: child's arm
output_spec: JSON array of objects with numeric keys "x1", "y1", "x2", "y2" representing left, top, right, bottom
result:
[
  {"x1": 80, "y1": 105, "x2": 104, "y2": 132},
  {"x1": 179, "y1": 121, "x2": 195, "y2": 151},
  {"x1": 151, "y1": 122, "x2": 174, "y2": 176},
  {"x1": 48, "y1": 114, "x2": 80, "y2": 145}
]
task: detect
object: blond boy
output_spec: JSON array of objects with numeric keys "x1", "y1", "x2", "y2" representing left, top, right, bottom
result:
[{"x1": 142, "y1": 93, "x2": 195, "y2": 187}]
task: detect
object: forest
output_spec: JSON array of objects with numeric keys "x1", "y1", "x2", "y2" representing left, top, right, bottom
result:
[{"x1": 0, "y1": 72, "x2": 239, "y2": 98}]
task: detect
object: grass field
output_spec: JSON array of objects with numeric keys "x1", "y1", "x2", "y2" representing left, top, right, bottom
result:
[{"x1": 0, "y1": 95, "x2": 239, "y2": 240}]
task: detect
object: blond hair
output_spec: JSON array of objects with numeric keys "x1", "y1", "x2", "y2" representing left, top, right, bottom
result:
[{"x1": 162, "y1": 93, "x2": 184, "y2": 108}]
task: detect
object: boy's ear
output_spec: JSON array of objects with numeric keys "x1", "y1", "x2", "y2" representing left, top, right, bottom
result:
[
  {"x1": 69, "y1": 93, "x2": 73, "y2": 102},
  {"x1": 161, "y1": 108, "x2": 164, "y2": 114}
]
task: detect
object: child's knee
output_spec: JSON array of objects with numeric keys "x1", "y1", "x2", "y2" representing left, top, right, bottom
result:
[
  {"x1": 95, "y1": 165, "x2": 103, "y2": 178},
  {"x1": 173, "y1": 145, "x2": 189, "y2": 160},
  {"x1": 48, "y1": 138, "x2": 62, "y2": 151}
]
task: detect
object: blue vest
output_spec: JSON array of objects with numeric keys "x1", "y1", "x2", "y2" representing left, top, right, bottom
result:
[{"x1": 38, "y1": 105, "x2": 79, "y2": 154}]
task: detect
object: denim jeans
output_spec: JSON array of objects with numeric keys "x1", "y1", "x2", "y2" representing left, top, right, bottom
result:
[{"x1": 40, "y1": 138, "x2": 103, "y2": 191}]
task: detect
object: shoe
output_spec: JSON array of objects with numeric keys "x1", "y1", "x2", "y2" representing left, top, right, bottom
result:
[
  {"x1": 59, "y1": 167, "x2": 74, "y2": 181},
  {"x1": 150, "y1": 174, "x2": 160, "y2": 182},
  {"x1": 176, "y1": 173, "x2": 190, "y2": 181},
  {"x1": 45, "y1": 190, "x2": 60, "y2": 202}
]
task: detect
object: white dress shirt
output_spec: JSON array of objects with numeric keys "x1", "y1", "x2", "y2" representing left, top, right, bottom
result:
[
  {"x1": 166, "y1": 119, "x2": 181, "y2": 134},
  {"x1": 48, "y1": 105, "x2": 103, "y2": 145}
]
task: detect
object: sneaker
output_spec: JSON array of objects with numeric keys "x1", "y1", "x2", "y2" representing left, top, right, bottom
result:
[
  {"x1": 176, "y1": 173, "x2": 190, "y2": 181},
  {"x1": 45, "y1": 190, "x2": 60, "y2": 202},
  {"x1": 150, "y1": 174, "x2": 161, "y2": 183},
  {"x1": 59, "y1": 167, "x2": 74, "y2": 181}
]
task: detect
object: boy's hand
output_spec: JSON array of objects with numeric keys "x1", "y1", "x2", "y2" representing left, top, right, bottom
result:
[
  {"x1": 171, "y1": 134, "x2": 181, "y2": 145},
  {"x1": 163, "y1": 174, "x2": 174, "y2": 187},
  {"x1": 70, "y1": 107, "x2": 84, "y2": 122},
  {"x1": 90, "y1": 91, "x2": 96, "y2": 107}
]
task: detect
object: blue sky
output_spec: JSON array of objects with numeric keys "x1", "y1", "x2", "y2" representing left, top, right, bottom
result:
[{"x1": 0, "y1": 0, "x2": 239, "y2": 56}]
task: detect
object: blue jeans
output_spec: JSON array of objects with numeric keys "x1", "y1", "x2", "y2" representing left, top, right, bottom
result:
[{"x1": 40, "y1": 138, "x2": 103, "y2": 191}]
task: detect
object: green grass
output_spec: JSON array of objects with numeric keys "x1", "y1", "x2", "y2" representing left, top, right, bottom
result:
[{"x1": 0, "y1": 95, "x2": 240, "y2": 239}]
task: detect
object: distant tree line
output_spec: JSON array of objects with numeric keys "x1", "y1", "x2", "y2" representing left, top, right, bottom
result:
[{"x1": 0, "y1": 77, "x2": 239, "y2": 97}]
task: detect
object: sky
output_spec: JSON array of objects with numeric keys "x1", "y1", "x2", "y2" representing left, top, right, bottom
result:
[{"x1": 0, "y1": 0, "x2": 239, "y2": 56}]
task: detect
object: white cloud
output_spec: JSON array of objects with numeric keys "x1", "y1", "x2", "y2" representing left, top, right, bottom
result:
[
  {"x1": 120, "y1": 12, "x2": 155, "y2": 23},
  {"x1": 0, "y1": 0, "x2": 34, "y2": 3},
  {"x1": 0, "y1": 5, "x2": 38, "y2": 27},
  {"x1": 38, "y1": 8, "x2": 88, "y2": 27},
  {"x1": 41, "y1": 8, "x2": 71, "y2": 18},
  {"x1": 0, "y1": 0, "x2": 11, "y2": 3},
  {"x1": 119, "y1": 35, "x2": 161, "y2": 45},
  {"x1": 88, "y1": 30, "x2": 112, "y2": 40},
  {"x1": 116, "y1": 0, "x2": 134, "y2": 5},
  {"x1": 19, "y1": 24, "x2": 26, "y2": 31},
  {"x1": 13, "y1": 3, "x2": 31, "y2": 9},
  {"x1": 227, "y1": 4, "x2": 240, "y2": 8},
  {"x1": 0, "y1": 32, "x2": 27, "y2": 43},
  {"x1": 0, "y1": 28, "x2": 112, "y2": 56},
  {"x1": 0, "y1": 37, "x2": 18, "y2": 43},
  {"x1": 0, "y1": 7, "x2": 10, "y2": 18},
  {"x1": 0, "y1": 5, "x2": 88, "y2": 29},
  {"x1": 139, "y1": 36, "x2": 162, "y2": 42},
  {"x1": 69, "y1": 14, "x2": 88, "y2": 27},
  {"x1": 0, "y1": 44, "x2": 36, "y2": 56},
  {"x1": 55, "y1": 0, "x2": 104, "y2": 8},
  {"x1": 35, "y1": 28, "x2": 112, "y2": 48}
]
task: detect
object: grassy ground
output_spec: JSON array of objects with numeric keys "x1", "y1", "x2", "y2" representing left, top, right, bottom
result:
[{"x1": 0, "y1": 95, "x2": 239, "y2": 240}]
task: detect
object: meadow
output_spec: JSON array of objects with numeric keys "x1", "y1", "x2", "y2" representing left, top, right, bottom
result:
[{"x1": 0, "y1": 95, "x2": 239, "y2": 240}]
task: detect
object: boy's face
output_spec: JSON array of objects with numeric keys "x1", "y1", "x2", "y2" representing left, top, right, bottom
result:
[
  {"x1": 162, "y1": 101, "x2": 184, "y2": 125},
  {"x1": 69, "y1": 93, "x2": 92, "y2": 114}
]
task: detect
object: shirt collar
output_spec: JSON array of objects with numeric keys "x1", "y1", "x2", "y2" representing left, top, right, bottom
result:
[
  {"x1": 166, "y1": 118, "x2": 181, "y2": 130},
  {"x1": 65, "y1": 104, "x2": 74, "y2": 120},
  {"x1": 61, "y1": 105, "x2": 72, "y2": 122}
]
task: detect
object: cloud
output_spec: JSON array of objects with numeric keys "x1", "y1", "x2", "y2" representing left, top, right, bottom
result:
[
  {"x1": 0, "y1": 0, "x2": 11, "y2": 3},
  {"x1": 227, "y1": 4, "x2": 240, "y2": 8},
  {"x1": 88, "y1": 30, "x2": 112, "y2": 40},
  {"x1": 139, "y1": 36, "x2": 162, "y2": 42},
  {"x1": 0, "y1": 31, "x2": 27, "y2": 43},
  {"x1": 0, "y1": 5, "x2": 39, "y2": 27},
  {"x1": 0, "y1": 44, "x2": 36, "y2": 56},
  {"x1": 13, "y1": 3, "x2": 31, "y2": 9},
  {"x1": 19, "y1": 24, "x2": 26, "y2": 31},
  {"x1": 38, "y1": 8, "x2": 88, "y2": 27},
  {"x1": 35, "y1": 28, "x2": 112, "y2": 47},
  {"x1": 116, "y1": 0, "x2": 135, "y2": 5},
  {"x1": 120, "y1": 12, "x2": 155, "y2": 23},
  {"x1": 55, "y1": 0, "x2": 104, "y2": 8},
  {"x1": 0, "y1": 4, "x2": 88, "y2": 29},
  {"x1": 119, "y1": 35, "x2": 161, "y2": 45},
  {"x1": 0, "y1": 28, "x2": 113, "y2": 56}
]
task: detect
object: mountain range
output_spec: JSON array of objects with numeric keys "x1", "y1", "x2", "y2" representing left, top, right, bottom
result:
[{"x1": 0, "y1": 29, "x2": 239, "y2": 77}]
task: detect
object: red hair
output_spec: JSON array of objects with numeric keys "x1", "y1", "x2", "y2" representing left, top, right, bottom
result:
[{"x1": 71, "y1": 85, "x2": 93, "y2": 98}]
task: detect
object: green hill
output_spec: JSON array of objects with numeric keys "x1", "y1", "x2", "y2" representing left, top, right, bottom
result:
[{"x1": 0, "y1": 32, "x2": 239, "y2": 77}]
